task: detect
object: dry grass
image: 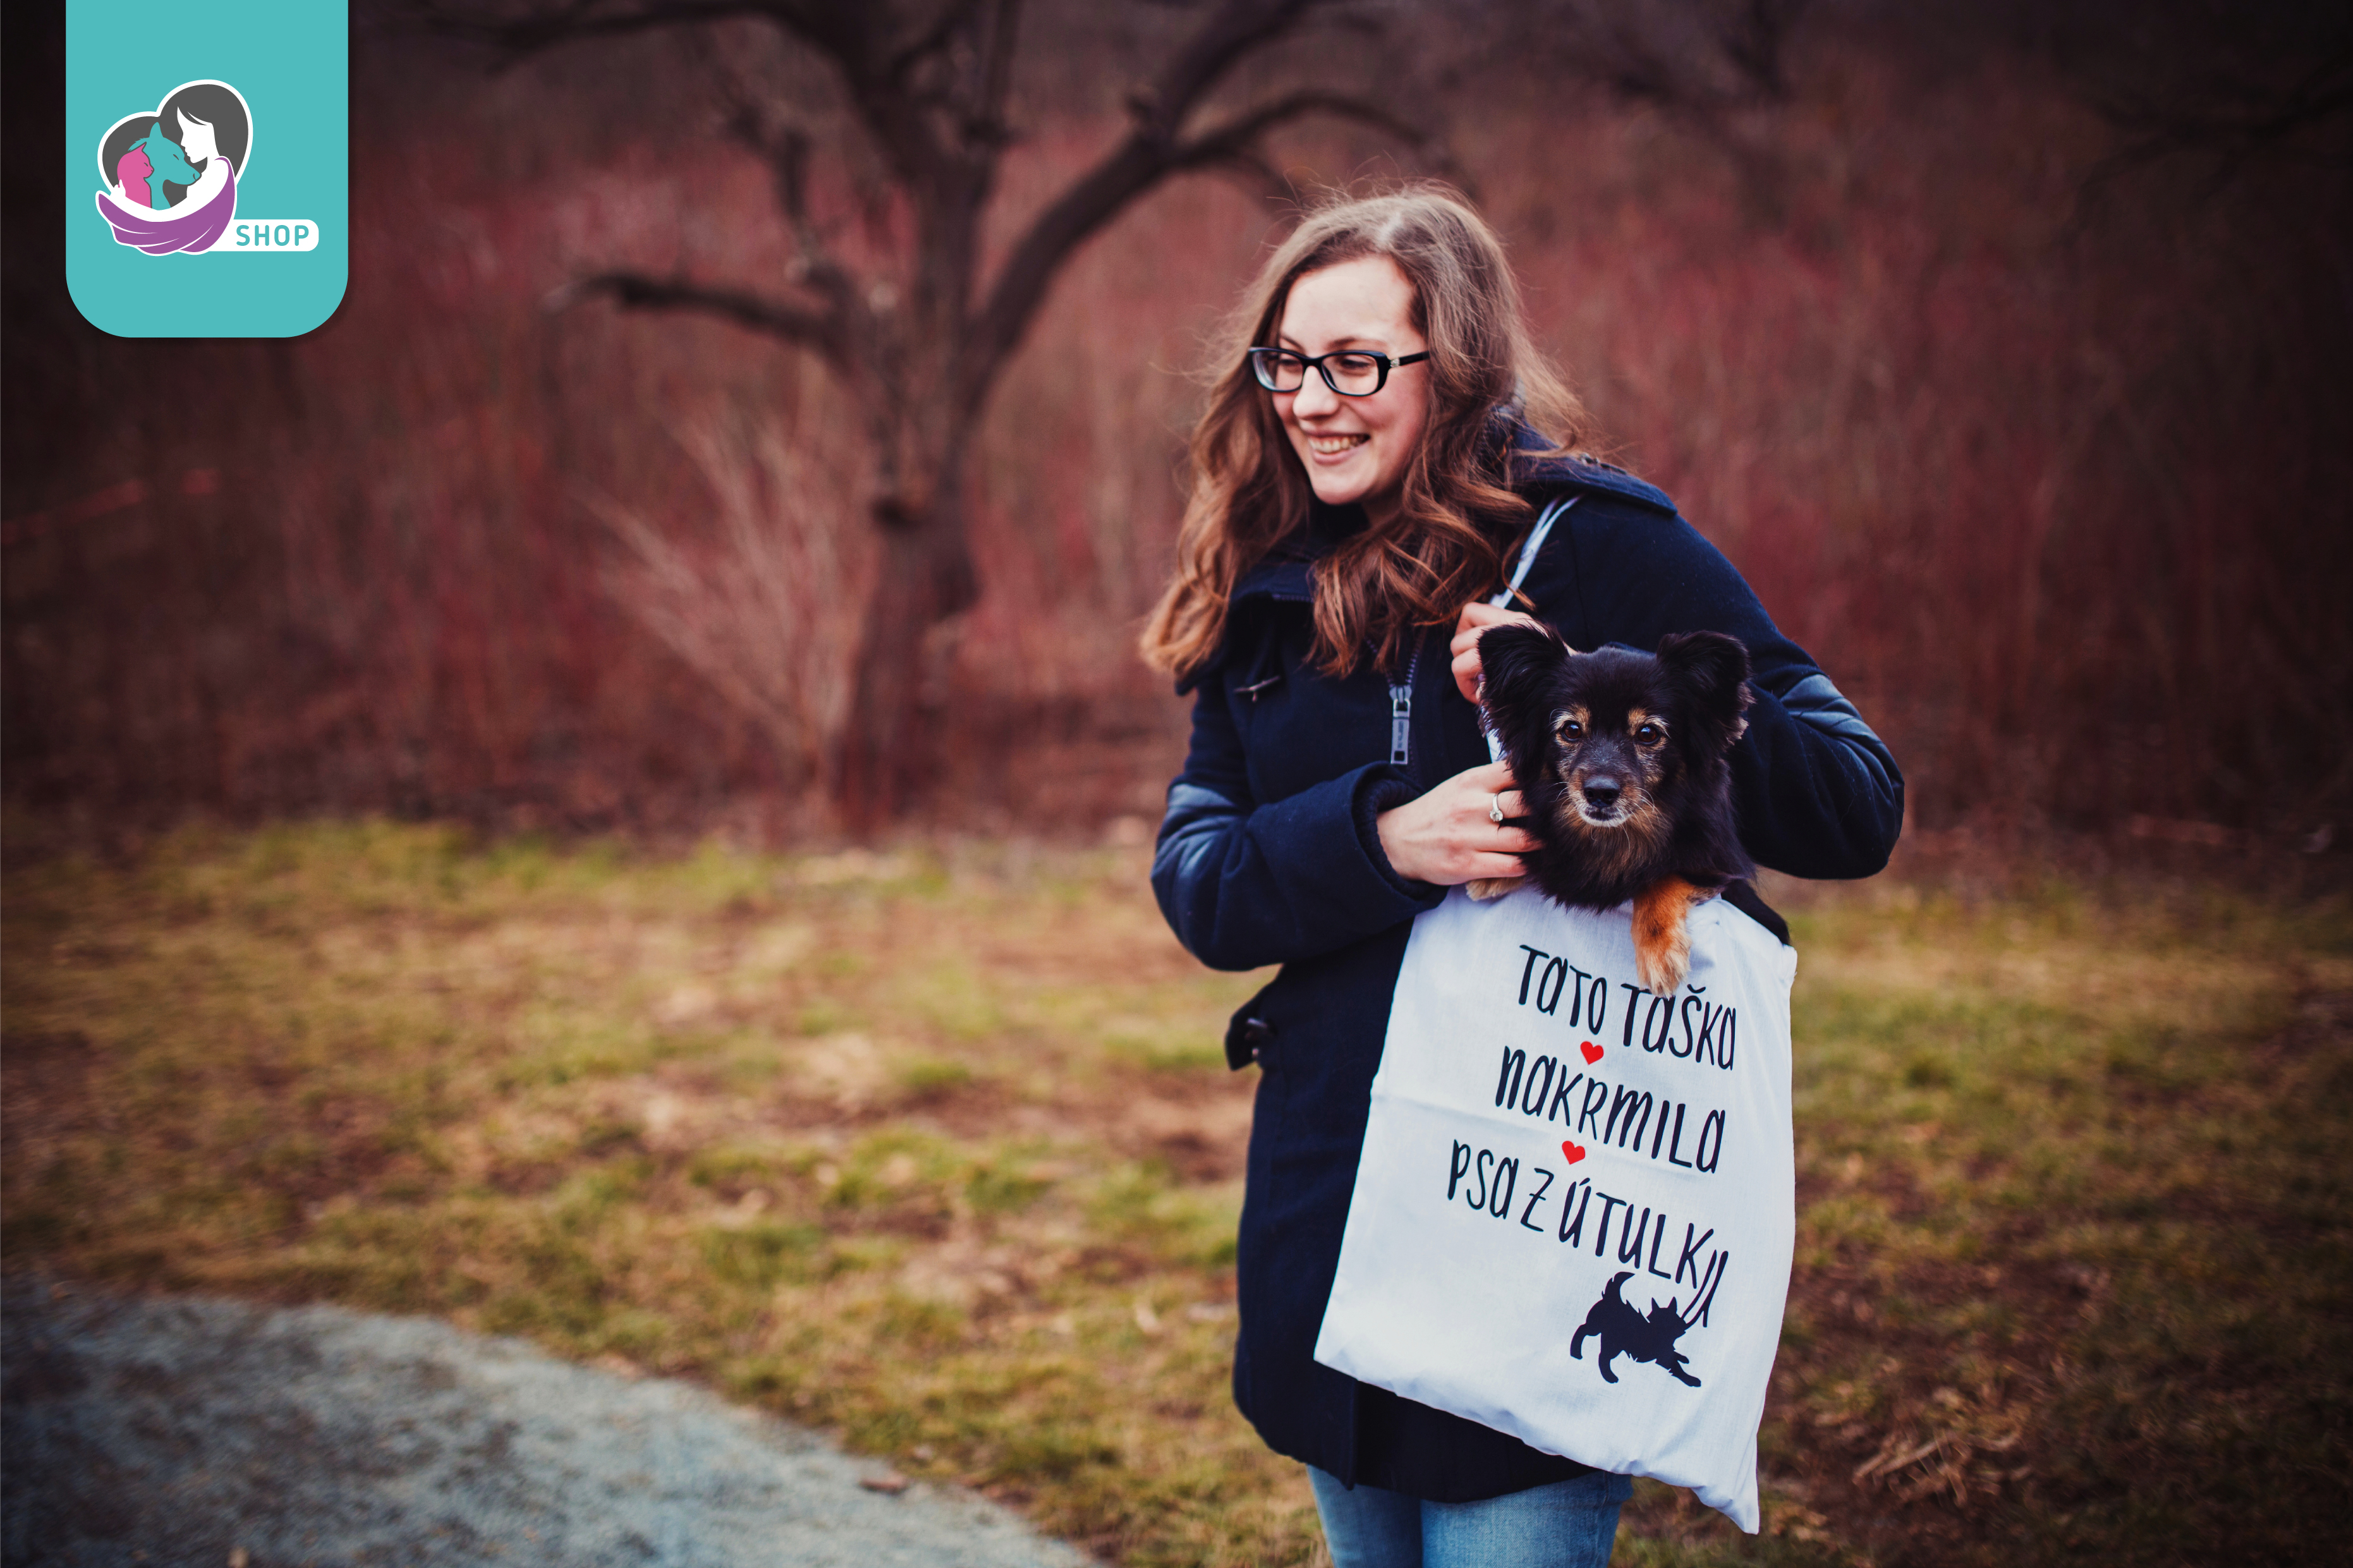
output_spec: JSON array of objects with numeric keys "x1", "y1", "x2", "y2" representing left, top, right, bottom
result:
[{"x1": 5, "y1": 822, "x2": 2350, "y2": 1564}]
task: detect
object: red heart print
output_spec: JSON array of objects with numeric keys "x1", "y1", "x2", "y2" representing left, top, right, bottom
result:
[
  {"x1": 1581, "y1": 1041, "x2": 1603, "y2": 1064},
  {"x1": 1561, "y1": 1140, "x2": 1586, "y2": 1164}
]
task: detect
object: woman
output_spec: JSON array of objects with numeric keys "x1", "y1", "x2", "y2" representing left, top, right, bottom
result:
[{"x1": 1140, "y1": 186, "x2": 1901, "y2": 1565}]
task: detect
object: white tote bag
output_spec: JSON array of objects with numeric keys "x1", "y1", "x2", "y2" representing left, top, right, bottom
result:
[{"x1": 1313, "y1": 884, "x2": 1797, "y2": 1531}]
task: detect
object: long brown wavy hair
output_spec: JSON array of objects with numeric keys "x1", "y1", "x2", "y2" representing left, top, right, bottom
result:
[{"x1": 1140, "y1": 185, "x2": 1590, "y2": 680}]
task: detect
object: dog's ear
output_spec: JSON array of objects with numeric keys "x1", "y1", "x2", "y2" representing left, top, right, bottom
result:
[
  {"x1": 1655, "y1": 631, "x2": 1753, "y2": 748},
  {"x1": 1477, "y1": 622, "x2": 1571, "y2": 765}
]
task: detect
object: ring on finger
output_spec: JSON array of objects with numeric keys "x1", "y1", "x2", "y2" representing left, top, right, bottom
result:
[{"x1": 1488, "y1": 793, "x2": 1505, "y2": 825}]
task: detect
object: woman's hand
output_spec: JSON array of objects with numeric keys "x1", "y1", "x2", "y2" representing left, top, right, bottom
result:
[
  {"x1": 1375, "y1": 759, "x2": 1536, "y2": 887},
  {"x1": 1450, "y1": 601, "x2": 1551, "y2": 703}
]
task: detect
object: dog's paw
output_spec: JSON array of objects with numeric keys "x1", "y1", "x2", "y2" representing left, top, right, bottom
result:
[
  {"x1": 1631, "y1": 877, "x2": 1702, "y2": 995},
  {"x1": 1466, "y1": 876, "x2": 1526, "y2": 902},
  {"x1": 1634, "y1": 937, "x2": 1691, "y2": 997}
]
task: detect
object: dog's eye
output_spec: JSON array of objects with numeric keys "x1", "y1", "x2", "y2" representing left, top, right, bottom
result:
[
  {"x1": 1557, "y1": 719, "x2": 1584, "y2": 741},
  {"x1": 1634, "y1": 722, "x2": 1664, "y2": 745}
]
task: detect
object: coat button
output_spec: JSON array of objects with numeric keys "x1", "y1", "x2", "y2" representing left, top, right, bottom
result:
[{"x1": 1224, "y1": 1013, "x2": 1276, "y2": 1069}]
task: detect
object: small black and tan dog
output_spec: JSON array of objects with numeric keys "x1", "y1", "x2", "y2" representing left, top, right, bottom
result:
[{"x1": 1470, "y1": 624, "x2": 1754, "y2": 996}]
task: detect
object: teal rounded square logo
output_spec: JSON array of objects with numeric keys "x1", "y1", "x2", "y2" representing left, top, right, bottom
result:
[{"x1": 66, "y1": 1, "x2": 348, "y2": 338}]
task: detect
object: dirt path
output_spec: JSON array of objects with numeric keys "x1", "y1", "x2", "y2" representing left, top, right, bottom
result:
[{"x1": 1, "y1": 1277, "x2": 1093, "y2": 1568}]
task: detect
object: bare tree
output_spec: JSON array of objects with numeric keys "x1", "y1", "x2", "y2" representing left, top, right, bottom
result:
[{"x1": 422, "y1": 0, "x2": 1433, "y2": 823}]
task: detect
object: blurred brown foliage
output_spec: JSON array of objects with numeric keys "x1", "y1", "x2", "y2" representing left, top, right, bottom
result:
[{"x1": 4, "y1": 1, "x2": 2349, "y2": 847}]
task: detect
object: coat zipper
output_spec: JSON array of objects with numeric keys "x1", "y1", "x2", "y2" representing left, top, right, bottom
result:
[{"x1": 1387, "y1": 641, "x2": 1422, "y2": 769}]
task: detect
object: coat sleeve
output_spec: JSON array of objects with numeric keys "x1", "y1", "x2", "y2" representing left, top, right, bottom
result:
[
  {"x1": 1152, "y1": 669, "x2": 1445, "y2": 973},
  {"x1": 1545, "y1": 499, "x2": 1904, "y2": 880}
]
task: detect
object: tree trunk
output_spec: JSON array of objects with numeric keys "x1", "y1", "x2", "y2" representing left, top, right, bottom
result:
[{"x1": 831, "y1": 482, "x2": 978, "y2": 827}]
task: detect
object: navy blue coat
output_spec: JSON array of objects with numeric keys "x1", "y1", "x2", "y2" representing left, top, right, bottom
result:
[{"x1": 1152, "y1": 452, "x2": 1902, "y2": 1501}]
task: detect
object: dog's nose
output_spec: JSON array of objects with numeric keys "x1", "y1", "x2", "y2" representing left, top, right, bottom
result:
[{"x1": 1582, "y1": 775, "x2": 1622, "y2": 809}]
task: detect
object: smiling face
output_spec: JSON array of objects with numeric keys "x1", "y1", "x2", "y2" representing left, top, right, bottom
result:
[{"x1": 1269, "y1": 254, "x2": 1432, "y2": 526}]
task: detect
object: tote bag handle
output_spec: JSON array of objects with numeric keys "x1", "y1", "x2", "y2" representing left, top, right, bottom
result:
[{"x1": 1484, "y1": 495, "x2": 1576, "y2": 762}]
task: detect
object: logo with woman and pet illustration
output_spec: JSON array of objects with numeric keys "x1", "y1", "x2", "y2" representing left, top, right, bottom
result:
[
  {"x1": 67, "y1": 4, "x2": 343, "y2": 330},
  {"x1": 93, "y1": 80, "x2": 316, "y2": 256}
]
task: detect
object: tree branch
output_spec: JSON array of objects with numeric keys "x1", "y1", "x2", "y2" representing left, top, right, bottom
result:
[
  {"x1": 698, "y1": 50, "x2": 865, "y2": 313},
  {"x1": 413, "y1": 0, "x2": 789, "y2": 63},
  {"x1": 1175, "y1": 88, "x2": 1432, "y2": 170},
  {"x1": 415, "y1": 1, "x2": 919, "y2": 198},
  {"x1": 958, "y1": 83, "x2": 1428, "y2": 418},
  {"x1": 970, "y1": 0, "x2": 1023, "y2": 145},
  {"x1": 1721, "y1": 0, "x2": 1805, "y2": 103},
  {"x1": 884, "y1": 0, "x2": 979, "y2": 88},
  {"x1": 1126, "y1": 0, "x2": 1325, "y2": 137},
  {"x1": 2072, "y1": 40, "x2": 2353, "y2": 219},
  {"x1": 552, "y1": 272, "x2": 850, "y2": 366},
  {"x1": 2095, "y1": 44, "x2": 2353, "y2": 172}
]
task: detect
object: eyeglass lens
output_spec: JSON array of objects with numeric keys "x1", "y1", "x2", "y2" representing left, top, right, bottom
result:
[{"x1": 1251, "y1": 349, "x2": 1391, "y2": 396}]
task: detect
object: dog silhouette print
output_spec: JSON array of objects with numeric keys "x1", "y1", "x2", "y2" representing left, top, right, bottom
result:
[{"x1": 1569, "y1": 1270, "x2": 1703, "y2": 1387}]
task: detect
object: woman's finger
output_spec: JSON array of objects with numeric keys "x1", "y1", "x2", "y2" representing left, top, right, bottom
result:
[
  {"x1": 1454, "y1": 600, "x2": 1532, "y2": 635},
  {"x1": 1453, "y1": 606, "x2": 1568, "y2": 655},
  {"x1": 1466, "y1": 793, "x2": 1529, "y2": 837},
  {"x1": 1375, "y1": 762, "x2": 1533, "y2": 886},
  {"x1": 1452, "y1": 605, "x2": 1543, "y2": 701},
  {"x1": 1452, "y1": 650, "x2": 1485, "y2": 705}
]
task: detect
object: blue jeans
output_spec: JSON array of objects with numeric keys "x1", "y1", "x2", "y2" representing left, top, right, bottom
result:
[{"x1": 1308, "y1": 1466, "x2": 1633, "y2": 1568}]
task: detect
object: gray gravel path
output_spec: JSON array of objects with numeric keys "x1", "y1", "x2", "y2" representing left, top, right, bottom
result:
[{"x1": 1, "y1": 1278, "x2": 1093, "y2": 1568}]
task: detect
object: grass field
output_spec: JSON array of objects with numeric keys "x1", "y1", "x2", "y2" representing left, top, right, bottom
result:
[{"x1": 4, "y1": 822, "x2": 2348, "y2": 1565}]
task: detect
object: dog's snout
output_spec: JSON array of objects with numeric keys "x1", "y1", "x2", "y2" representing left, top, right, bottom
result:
[{"x1": 1581, "y1": 775, "x2": 1622, "y2": 810}]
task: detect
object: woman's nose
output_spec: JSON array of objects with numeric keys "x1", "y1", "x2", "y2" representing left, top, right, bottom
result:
[{"x1": 1291, "y1": 372, "x2": 1341, "y2": 417}]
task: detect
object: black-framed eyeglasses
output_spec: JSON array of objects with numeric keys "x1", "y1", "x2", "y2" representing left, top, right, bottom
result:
[{"x1": 1247, "y1": 346, "x2": 1430, "y2": 397}]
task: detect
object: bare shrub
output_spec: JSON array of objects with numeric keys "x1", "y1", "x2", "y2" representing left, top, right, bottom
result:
[{"x1": 587, "y1": 410, "x2": 873, "y2": 794}]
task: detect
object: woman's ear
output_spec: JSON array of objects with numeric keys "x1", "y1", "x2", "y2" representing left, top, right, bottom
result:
[{"x1": 1655, "y1": 631, "x2": 1753, "y2": 743}]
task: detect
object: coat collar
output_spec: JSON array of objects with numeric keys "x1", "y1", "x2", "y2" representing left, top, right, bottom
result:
[
  {"x1": 1500, "y1": 416, "x2": 1678, "y2": 515},
  {"x1": 1176, "y1": 518, "x2": 1337, "y2": 693},
  {"x1": 1231, "y1": 554, "x2": 1315, "y2": 604},
  {"x1": 1231, "y1": 495, "x2": 1365, "y2": 605},
  {"x1": 1177, "y1": 550, "x2": 1314, "y2": 693}
]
